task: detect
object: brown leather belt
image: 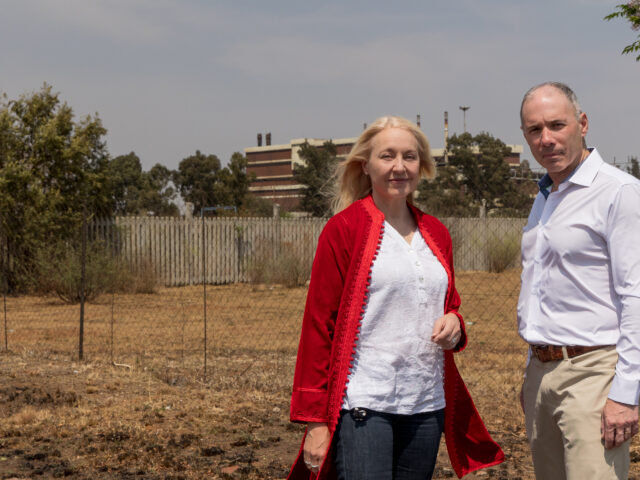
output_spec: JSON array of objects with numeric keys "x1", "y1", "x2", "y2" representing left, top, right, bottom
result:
[{"x1": 530, "y1": 344, "x2": 613, "y2": 363}]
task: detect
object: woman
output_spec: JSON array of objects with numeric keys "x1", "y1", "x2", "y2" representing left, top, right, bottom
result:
[{"x1": 288, "y1": 116, "x2": 503, "y2": 479}]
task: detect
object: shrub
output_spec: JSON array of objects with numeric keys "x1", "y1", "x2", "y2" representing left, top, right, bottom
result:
[
  {"x1": 33, "y1": 240, "x2": 126, "y2": 303},
  {"x1": 33, "y1": 241, "x2": 158, "y2": 302},
  {"x1": 486, "y1": 232, "x2": 521, "y2": 273},
  {"x1": 239, "y1": 195, "x2": 275, "y2": 217},
  {"x1": 247, "y1": 240, "x2": 311, "y2": 287}
]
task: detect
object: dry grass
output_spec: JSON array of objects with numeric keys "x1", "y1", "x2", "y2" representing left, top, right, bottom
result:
[
  {"x1": 0, "y1": 271, "x2": 638, "y2": 479},
  {"x1": 9, "y1": 406, "x2": 53, "y2": 426}
]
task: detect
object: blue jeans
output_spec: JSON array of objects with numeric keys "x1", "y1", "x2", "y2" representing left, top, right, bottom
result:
[{"x1": 334, "y1": 408, "x2": 445, "y2": 480}]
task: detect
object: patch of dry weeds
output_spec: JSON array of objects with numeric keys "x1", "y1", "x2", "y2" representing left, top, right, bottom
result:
[{"x1": 1, "y1": 273, "x2": 638, "y2": 479}]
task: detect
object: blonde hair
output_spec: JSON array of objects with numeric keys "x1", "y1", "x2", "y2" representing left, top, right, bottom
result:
[{"x1": 331, "y1": 116, "x2": 435, "y2": 213}]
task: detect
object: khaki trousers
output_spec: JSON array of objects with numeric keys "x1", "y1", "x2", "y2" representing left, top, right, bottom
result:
[{"x1": 523, "y1": 346, "x2": 629, "y2": 480}]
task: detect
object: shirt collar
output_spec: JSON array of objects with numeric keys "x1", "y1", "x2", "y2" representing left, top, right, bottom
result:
[
  {"x1": 537, "y1": 148, "x2": 602, "y2": 199},
  {"x1": 568, "y1": 148, "x2": 602, "y2": 187}
]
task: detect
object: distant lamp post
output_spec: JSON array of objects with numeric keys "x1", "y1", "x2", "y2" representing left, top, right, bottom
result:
[{"x1": 459, "y1": 105, "x2": 470, "y2": 133}]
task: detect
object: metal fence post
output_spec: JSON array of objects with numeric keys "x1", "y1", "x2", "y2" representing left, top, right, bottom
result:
[
  {"x1": 202, "y1": 208, "x2": 207, "y2": 383},
  {"x1": 79, "y1": 204, "x2": 87, "y2": 361},
  {"x1": 2, "y1": 245, "x2": 7, "y2": 352},
  {"x1": 200, "y1": 205, "x2": 237, "y2": 383}
]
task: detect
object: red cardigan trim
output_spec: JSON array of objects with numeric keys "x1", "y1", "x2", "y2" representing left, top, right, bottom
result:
[
  {"x1": 289, "y1": 196, "x2": 503, "y2": 479},
  {"x1": 328, "y1": 196, "x2": 385, "y2": 429}
]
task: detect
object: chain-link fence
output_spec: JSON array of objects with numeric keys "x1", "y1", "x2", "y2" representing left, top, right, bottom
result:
[
  {"x1": 1, "y1": 213, "x2": 538, "y2": 477},
  {"x1": 1, "y1": 215, "x2": 525, "y2": 372}
]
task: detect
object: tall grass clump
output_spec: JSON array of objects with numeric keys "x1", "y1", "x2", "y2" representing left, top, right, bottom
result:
[
  {"x1": 33, "y1": 240, "x2": 126, "y2": 303},
  {"x1": 33, "y1": 241, "x2": 158, "y2": 302},
  {"x1": 126, "y1": 257, "x2": 157, "y2": 294},
  {"x1": 486, "y1": 232, "x2": 521, "y2": 273},
  {"x1": 443, "y1": 218, "x2": 465, "y2": 265},
  {"x1": 247, "y1": 240, "x2": 311, "y2": 287}
]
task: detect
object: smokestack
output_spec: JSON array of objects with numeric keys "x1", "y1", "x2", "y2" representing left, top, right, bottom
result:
[
  {"x1": 416, "y1": 114, "x2": 421, "y2": 128},
  {"x1": 266, "y1": 132, "x2": 271, "y2": 146},
  {"x1": 444, "y1": 111, "x2": 449, "y2": 165},
  {"x1": 257, "y1": 133, "x2": 262, "y2": 146}
]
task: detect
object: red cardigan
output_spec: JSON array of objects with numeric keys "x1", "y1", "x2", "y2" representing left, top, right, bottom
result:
[{"x1": 288, "y1": 196, "x2": 504, "y2": 479}]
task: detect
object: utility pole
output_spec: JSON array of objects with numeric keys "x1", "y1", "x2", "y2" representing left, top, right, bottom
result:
[{"x1": 459, "y1": 105, "x2": 470, "y2": 133}]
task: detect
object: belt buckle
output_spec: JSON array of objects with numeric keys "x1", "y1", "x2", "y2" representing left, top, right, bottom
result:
[
  {"x1": 352, "y1": 408, "x2": 368, "y2": 422},
  {"x1": 532, "y1": 344, "x2": 553, "y2": 362},
  {"x1": 532, "y1": 345, "x2": 545, "y2": 358}
]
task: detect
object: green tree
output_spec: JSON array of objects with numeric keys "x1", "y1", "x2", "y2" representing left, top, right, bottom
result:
[
  {"x1": 605, "y1": 1, "x2": 640, "y2": 60},
  {"x1": 108, "y1": 152, "x2": 144, "y2": 214},
  {"x1": 107, "y1": 152, "x2": 178, "y2": 216},
  {"x1": 418, "y1": 164, "x2": 476, "y2": 216},
  {"x1": 225, "y1": 152, "x2": 254, "y2": 211},
  {"x1": 292, "y1": 141, "x2": 338, "y2": 217},
  {"x1": 0, "y1": 84, "x2": 111, "y2": 289},
  {"x1": 0, "y1": 161, "x2": 52, "y2": 288},
  {"x1": 418, "y1": 132, "x2": 533, "y2": 217},
  {"x1": 627, "y1": 157, "x2": 640, "y2": 178},
  {"x1": 173, "y1": 151, "x2": 262, "y2": 217},
  {"x1": 142, "y1": 164, "x2": 179, "y2": 216},
  {"x1": 173, "y1": 150, "x2": 230, "y2": 214},
  {"x1": 5, "y1": 86, "x2": 110, "y2": 217}
]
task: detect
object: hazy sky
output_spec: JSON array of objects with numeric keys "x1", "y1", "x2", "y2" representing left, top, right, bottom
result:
[{"x1": 1, "y1": 0, "x2": 638, "y2": 172}]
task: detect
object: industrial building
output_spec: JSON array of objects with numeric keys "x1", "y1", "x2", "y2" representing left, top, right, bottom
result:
[{"x1": 245, "y1": 132, "x2": 524, "y2": 211}]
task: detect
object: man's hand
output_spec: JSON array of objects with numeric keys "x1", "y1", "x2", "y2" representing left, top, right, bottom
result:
[
  {"x1": 601, "y1": 398, "x2": 639, "y2": 449},
  {"x1": 303, "y1": 422, "x2": 330, "y2": 474}
]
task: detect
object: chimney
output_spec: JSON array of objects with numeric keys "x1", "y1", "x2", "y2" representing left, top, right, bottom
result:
[
  {"x1": 416, "y1": 114, "x2": 421, "y2": 128},
  {"x1": 266, "y1": 132, "x2": 271, "y2": 146},
  {"x1": 257, "y1": 133, "x2": 262, "y2": 146},
  {"x1": 444, "y1": 111, "x2": 449, "y2": 165}
]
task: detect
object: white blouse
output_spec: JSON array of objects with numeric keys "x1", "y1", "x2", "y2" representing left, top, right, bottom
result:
[{"x1": 343, "y1": 221, "x2": 448, "y2": 414}]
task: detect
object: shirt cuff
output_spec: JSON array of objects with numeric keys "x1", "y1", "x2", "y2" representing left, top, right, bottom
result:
[
  {"x1": 290, "y1": 388, "x2": 329, "y2": 423},
  {"x1": 608, "y1": 375, "x2": 640, "y2": 405}
]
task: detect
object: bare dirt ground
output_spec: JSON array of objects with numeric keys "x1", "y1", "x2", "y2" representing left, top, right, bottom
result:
[{"x1": 1, "y1": 271, "x2": 639, "y2": 479}]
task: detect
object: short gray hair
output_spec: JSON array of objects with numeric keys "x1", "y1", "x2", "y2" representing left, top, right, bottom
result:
[{"x1": 520, "y1": 81, "x2": 582, "y2": 124}]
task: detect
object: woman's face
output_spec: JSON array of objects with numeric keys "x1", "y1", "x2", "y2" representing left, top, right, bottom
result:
[{"x1": 364, "y1": 127, "x2": 421, "y2": 205}]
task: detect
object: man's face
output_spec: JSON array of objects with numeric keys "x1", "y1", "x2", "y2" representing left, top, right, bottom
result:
[{"x1": 521, "y1": 85, "x2": 588, "y2": 183}]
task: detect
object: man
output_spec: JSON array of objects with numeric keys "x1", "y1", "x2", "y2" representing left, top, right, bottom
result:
[{"x1": 517, "y1": 81, "x2": 640, "y2": 479}]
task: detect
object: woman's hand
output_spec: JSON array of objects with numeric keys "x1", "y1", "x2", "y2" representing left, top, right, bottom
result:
[
  {"x1": 303, "y1": 422, "x2": 330, "y2": 474},
  {"x1": 431, "y1": 313, "x2": 462, "y2": 350}
]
